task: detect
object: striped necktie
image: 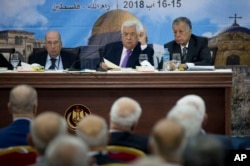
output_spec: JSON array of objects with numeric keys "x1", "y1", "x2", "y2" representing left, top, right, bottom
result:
[{"x1": 182, "y1": 47, "x2": 187, "y2": 63}]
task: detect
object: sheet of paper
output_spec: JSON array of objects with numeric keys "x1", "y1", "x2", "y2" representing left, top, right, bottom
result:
[
  {"x1": 104, "y1": 58, "x2": 121, "y2": 70},
  {"x1": 187, "y1": 66, "x2": 215, "y2": 71}
]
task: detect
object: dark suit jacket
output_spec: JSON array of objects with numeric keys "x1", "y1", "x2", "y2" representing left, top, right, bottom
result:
[
  {"x1": 0, "y1": 53, "x2": 13, "y2": 70},
  {"x1": 108, "y1": 131, "x2": 149, "y2": 154},
  {"x1": 28, "y1": 50, "x2": 80, "y2": 70},
  {"x1": 164, "y1": 34, "x2": 212, "y2": 66},
  {"x1": 141, "y1": 44, "x2": 154, "y2": 65},
  {"x1": 102, "y1": 41, "x2": 154, "y2": 68},
  {"x1": 93, "y1": 152, "x2": 124, "y2": 165},
  {"x1": 0, "y1": 119, "x2": 30, "y2": 148}
]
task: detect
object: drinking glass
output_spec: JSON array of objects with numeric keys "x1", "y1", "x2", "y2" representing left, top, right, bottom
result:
[
  {"x1": 139, "y1": 54, "x2": 148, "y2": 66},
  {"x1": 172, "y1": 53, "x2": 181, "y2": 71},
  {"x1": 10, "y1": 53, "x2": 20, "y2": 71}
]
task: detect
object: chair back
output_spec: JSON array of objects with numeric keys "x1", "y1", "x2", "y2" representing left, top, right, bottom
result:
[
  {"x1": 106, "y1": 145, "x2": 146, "y2": 162},
  {"x1": 0, "y1": 146, "x2": 37, "y2": 166}
]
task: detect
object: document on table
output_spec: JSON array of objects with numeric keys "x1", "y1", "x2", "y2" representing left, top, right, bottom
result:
[
  {"x1": 187, "y1": 65, "x2": 215, "y2": 71},
  {"x1": 104, "y1": 58, "x2": 121, "y2": 70}
]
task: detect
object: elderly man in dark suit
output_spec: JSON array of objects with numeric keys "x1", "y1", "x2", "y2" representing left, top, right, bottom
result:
[
  {"x1": 100, "y1": 20, "x2": 154, "y2": 70},
  {"x1": 108, "y1": 97, "x2": 149, "y2": 154},
  {"x1": 28, "y1": 30, "x2": 79, "y2": 70},
  {"x1": 164, "y1": 16, "x2": 212, "y2": 70},
  {"x1": 0, "y1": 84, "x2": 37, "y2": 148}
]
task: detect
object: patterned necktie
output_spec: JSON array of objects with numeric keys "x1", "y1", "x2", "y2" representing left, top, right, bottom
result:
[
  {"x1": 182, "y1": 47, "x2": 188, "y2": 63},
  {"x1": 49, "y1": 58, "x2": 56, "y2": 69},
  {"x1": 121, "y1": 49, "x2": 132, "y2": 67}
]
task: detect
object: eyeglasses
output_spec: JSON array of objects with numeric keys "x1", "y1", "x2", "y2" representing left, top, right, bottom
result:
[
  {"x1": 46, "y1": 41, "x2": 61, "y2": 47},
  {"x1": 121, "y1": 32, "x2": 137, "y2": 38}
]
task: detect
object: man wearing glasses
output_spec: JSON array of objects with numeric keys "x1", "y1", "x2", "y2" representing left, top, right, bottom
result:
[
  {"x1": 28, "y1": 30, "x2": 79, "y2": 70},
  {"x1": 100, "y1": 20, "x2": 154, "y2": 70}
]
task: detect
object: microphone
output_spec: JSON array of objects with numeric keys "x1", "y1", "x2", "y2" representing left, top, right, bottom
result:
[{"x1": 68, "y1": 46, "x2": 103, "y2": 71}]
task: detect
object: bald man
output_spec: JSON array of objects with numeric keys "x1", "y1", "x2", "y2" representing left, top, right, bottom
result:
[
  {"x1": 28, "y1": 30, "x2": 80, "y2": 70},
  {"x1": 76, "y1": 114, "x2": 123, "y2": 165},
  {"x1": 150, "y1": 118, "x2": 185, "y2": 165},
  {"x1": 108, "y1": 97, "x2": 149, "y2": 154},
  {"x1": 28, "y1": 111, "x2": 68, "y2": 166},
  {"x1": 0, "y1": 84, "x2": 37, "y2": 148}
]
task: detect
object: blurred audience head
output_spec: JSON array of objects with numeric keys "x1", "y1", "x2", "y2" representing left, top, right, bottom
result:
[
  {"x1": 130, "y1": 155, "x2": 164, "y2": 166},
  {"x1": 45, "y1": 135, "x2": 89, "y2": 166},
  {"x1": 183, "y1": 135, "x2": 225, "y2": 166},
  {"x1": 150, "y1": 118, "x2": 185, "y2": 164},
  {"x1": 8, "y1": 84, "x2": 37, "y2": 119},
  {"x1": 29, "y1": 111, "x2": 68, "y2": 155},
  {"x1": 76, "y1": 114, "x2": 108, "y2": 151},
  {"x1": 176, "y1": 94, "x2": 207, "y2": 128},
  {"x1": 166, "y1": 104, "x2": 202, "y2": 139},
  {"x1": 121, "y1": 20, "x2": 140, "y2": 50},
  {"x1": 110, "y1": 96, "x2": 142, "y2": 132}
]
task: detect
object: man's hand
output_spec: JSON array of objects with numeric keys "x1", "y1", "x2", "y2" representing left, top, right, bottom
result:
[
  {"x1": 178, "y1": 63, "x2": 188, "y2": 71},
  {"x1": 100, "y1": 62, "x2": 109, "y2": 70}
]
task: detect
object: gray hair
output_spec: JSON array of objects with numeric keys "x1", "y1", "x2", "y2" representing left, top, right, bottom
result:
[
  {"x1": 45, "y1": 30, "x2": 62, "y2": 41},
  {"x1": 9, "y1": 84, "x2": 37, "y2": 114},
  {"x1": 30, "y1": 112, "x2": 68, "y2": 155},
  {"x1": 76, "y1": 117, "x2": 108, "y2": 147},
  {"x1": 172, "y1": 17, "x2": 192, "y2": 30},
  {"x1": 176, "y1": 94, "x2": 206, "y2": 119},
  {"x1": 121, "y1": 20, "x2": 141, "y2": 34},
  {"x1": 110, "y1": 97, "x2": 142, "y2": 129},
  {"x1": 166, "y1": 104, "x2": 202, "y2": 139},
  {"x1": 45, "y1": 135, "x2": 89, "y2": 166}
]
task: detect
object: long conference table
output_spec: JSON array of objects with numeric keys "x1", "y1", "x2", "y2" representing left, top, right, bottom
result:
[{"x1": 0, "y1": 69, "x2": 232, "y2": 135}]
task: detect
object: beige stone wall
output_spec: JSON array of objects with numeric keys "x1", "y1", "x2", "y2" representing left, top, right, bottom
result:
[{"x1": 209, "y1": 32, "x2": 250, "y2": 66}]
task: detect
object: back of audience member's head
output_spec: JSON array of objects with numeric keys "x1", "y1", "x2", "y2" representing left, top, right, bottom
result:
[
  {"x1": 29, "y1": 111, "x2": 68, "y2": 155},
  {"x1": 130, "y1": 155, "x2": 164, "y2": 166},
  {"x1": 45, "y1": 135, "x2": 89, "y2": 166},
  {"x1": 8, "y1": 84, "x2": 37, "y2": 118},
  {"x1": 110, "y1": 96, "x2": 142, "y2": 131},
  {"x1": 76, "y1": 114, "x2": 108, "y2": 150},
  {"x1": 176, "y1": 94, "x2": 207, "y2": 127},
  {"x1": 166, "y1": 104, "x2": 202, "y2": 140},
  {"x1": 183, "y1": 135, "x2": 225, "y2": 166},
  {"x1": 150, "y1": 118, "x2": 185, "y2": 164}
]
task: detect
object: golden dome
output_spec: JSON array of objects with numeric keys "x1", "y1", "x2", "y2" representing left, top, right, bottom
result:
[{"x1": 91, "y1": 9, "x2": 140, "y2": 36}]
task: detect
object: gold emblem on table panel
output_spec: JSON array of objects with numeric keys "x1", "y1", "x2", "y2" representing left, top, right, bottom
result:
[{"x1": 64, "y1": 104, "x2": 91, "y2": 131}]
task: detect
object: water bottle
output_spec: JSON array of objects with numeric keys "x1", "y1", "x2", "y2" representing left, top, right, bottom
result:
[{"x1": 162, "y1": 48, "x2": 170, "y2": 71}]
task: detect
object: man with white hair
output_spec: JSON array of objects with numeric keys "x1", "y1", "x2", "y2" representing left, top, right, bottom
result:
[
  {"x1": 108, "y1": 96, "x2": 149, "y2": 154},
  {"x1": 175, "y1": 94, "x2": 207, "y2": 134},
  {"x1": 167, "y1": 104, "x2": 203, "y2": 140},
  {"x1": 100, "y1": 19, "x2": 154, "y2": 70}
]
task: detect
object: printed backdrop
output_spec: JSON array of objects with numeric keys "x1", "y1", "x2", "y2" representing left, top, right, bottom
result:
[{"x1": 1, "y1": 0, "x2": 250, "y2": 47}]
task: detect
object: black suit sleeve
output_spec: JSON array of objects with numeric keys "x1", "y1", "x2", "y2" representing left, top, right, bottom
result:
[{"x1": 0, "y1": 53, "x2": 13, "y2": 70}]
